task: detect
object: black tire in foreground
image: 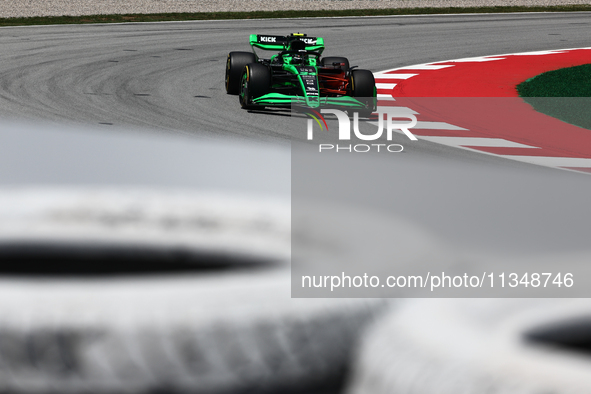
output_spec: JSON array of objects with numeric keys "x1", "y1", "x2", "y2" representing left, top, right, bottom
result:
[
  {"x1": 350, "y1": 69, "x2": 377, "y2": 118},
  {"x1": 321, "y1": 56, "x2": 350, "y2": 70},
  {"x1": 0, "y1": 123, "x2": 390, "y2": 394},
  {"x1": 225, "y1": 51, "x2": 256, "y2": 95},
  {"x1": 346, "y1": 298, "x2": 591, "y2": 394},
  {"x1": 0, "y1": 187, "x2": 385, "y2": 394},
  {"x1": 239, "y1": 63, "x2": 271, "y2": 110}
]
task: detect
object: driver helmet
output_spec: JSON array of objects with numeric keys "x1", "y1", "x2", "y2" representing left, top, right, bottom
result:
[{"x1": 287, "y1": 39, "x2": 307, "y2": 64}]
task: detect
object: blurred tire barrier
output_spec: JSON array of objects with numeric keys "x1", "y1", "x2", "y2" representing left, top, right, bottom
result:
[
  {"x1": 345, "y1": 298, "x2": 591, "y2": 394},
  {"x1": 0, "y1": 188, "x2": 384, "y2": 394}
]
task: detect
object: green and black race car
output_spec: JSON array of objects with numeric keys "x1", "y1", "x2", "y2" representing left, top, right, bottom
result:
[{"x1": 225, "y1": 33, "x2": 376, "y2": 115}]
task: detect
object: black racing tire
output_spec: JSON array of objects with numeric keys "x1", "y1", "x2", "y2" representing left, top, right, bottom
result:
[
  {"x1": 350, "y1": 69, "x2": 377, "y2": 118},
  {"x1": 225, "y1": 51, "x2": 256, "y2": 95},
  {"x1": 321, "y1": 56, "x2": 350, "y2": 70},
  {"x1": 0, "y1": 187, "x2": 383, "y2": 394},
  {"x1": 0, "y1": 123, "x2": 387, "y2": 394},
  {"x1": 346, "y1": 299, "x2": 591, "y2": 394},
  {"x1": 239, "y1": 63, "x2": 271, "y2": 110}
]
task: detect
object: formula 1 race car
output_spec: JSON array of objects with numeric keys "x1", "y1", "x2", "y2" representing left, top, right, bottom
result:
[{"x1": 225, "y1": 33, "x2": 376, "y2": 116}]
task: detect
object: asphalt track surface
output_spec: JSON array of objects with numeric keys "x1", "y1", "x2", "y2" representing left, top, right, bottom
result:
[
  {"x1": 3, "y1": 12, "x2": 591, "y2": 262},
  {"x1": 1, "y1": 13, "x2": 590, "y2": 142}
]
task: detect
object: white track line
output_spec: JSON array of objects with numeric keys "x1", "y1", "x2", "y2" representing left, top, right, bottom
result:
[
  {"x1": 414, "y1": 121, "x2": 468, "y2": 131},
  {"x1": 500, "y1": 156, "x2": 591, "y2": 168},
  {"x1": 384, "y1": 106, "x2": 418, "y2": 114},
  {"x1": 375, "y1": 64, "x2": 454, "y2": 73},
  {"x1": 419, "y1": 137, "x2": 538, "y2": 148},
  {"x1": 374, "y1": 73, "x2": 417, "y2": 79},
  {"x1": 507, "y1": 50, "x2": 568, "y2": 56},
  {"x1": 447, "y1": 57, "x2": 505, "y2": 62},
  {"x1": 375, "y1": 83, "x2": 397, "y2": 90}
]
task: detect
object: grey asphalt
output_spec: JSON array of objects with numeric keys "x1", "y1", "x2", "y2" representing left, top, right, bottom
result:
[
  {"x1": 1, "y1": 13, "x2": 590, "y2": 142},
  {"x1": 2, "y1": 12, "x2": 591, "y2": 269}
]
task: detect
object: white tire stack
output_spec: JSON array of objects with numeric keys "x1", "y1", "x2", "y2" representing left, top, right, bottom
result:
[
  {"x1": 0, "y1": 188, "x2": 383, "y2": 393},
  {"x1": 346, "y1": 298, "x2": 591, "y2": 394}
]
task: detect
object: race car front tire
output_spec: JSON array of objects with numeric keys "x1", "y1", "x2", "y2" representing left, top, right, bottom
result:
[
  {"x1": 225, "y1": 52, "x2": 256, "y2": 95},
  {"x1": 350, "y1": 69, "x2": 377, "y2": 117},
  {"x1": 239, "y1": 63, "x2": 271, "y2": 110}
]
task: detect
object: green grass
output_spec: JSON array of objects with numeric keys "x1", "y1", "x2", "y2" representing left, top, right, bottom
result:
[
  {"x1": 517, "y1": 64, "x2": 591, "y2": 130},
  {"x1": 1, "y1": 5, "x2": 591, "y2": 26}
]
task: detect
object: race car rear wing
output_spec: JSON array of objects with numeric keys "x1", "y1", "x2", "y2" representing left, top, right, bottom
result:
[{"x1": 249, "y1": 34, "x2": 325, "y2": 52}]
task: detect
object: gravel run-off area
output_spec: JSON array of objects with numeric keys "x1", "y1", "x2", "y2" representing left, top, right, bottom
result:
[{"x1": 1, "y1": 0, "x2": 590, "y2": 18}]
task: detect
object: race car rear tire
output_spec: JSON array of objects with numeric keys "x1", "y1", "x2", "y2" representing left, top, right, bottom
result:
[
  {"x1": 321, "y1": 57, "x2": 350, "y2": 70},
  {"x1": 225, "y1": 51, "x2": 256, "y2": 95},
  {"x1": 350, "y1": 69, "x2": 377, "y2": 117},
  {"x1": 239, "y1": 63, "x2": 271, "y2": 110}
]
